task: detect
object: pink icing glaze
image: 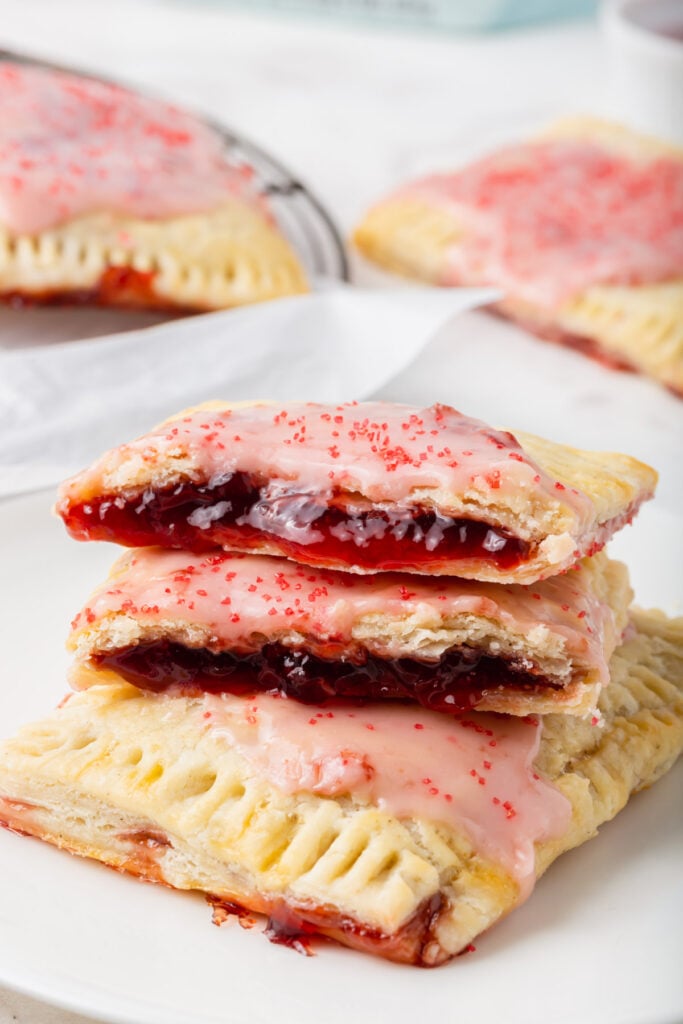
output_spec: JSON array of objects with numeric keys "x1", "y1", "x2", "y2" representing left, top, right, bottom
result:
[
  {"x1": 203, "y1": 691, "x2": 572, "y2": 896},
  {"x1": 58, "y1": 402, "x2": 594, "y2": 533},
  {"x1": 74, "y1": 549, "x2": 617, "y2": 683},
  {"x1": 0, "y1": 62, "x2": 260, "y2": 234},
  {"x1": 401, "y1": 140, "x2": 683, "y2": 307}
]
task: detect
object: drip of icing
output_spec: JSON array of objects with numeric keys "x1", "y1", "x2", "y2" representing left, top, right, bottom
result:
[
  {"x1": 75, "y1": 549, "x2": 617, "y2": 684},
  {"x1": 0, "y1": 62, "x2": 260, "y2": 234},
  {"x1": 204, "y1": 692, "x2": 571, "y2": 898},
  {"x1": 401, "y1": 139, "x2": 683, "y2": 307},
  {"x1": 58, "y1": 402, "x2": 594, "y2": 530}
]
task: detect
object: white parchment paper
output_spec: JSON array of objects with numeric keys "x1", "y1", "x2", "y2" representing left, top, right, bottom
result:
[{"x1": 0, "y1": 284, "x2": 498, "y2": 496}]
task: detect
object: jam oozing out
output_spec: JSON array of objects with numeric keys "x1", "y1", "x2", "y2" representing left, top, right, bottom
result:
[
  {"x1": 205, "y1": 891, "x2": 445, "y2": 964},
  {"x1": 1, "y1": 266, "x2": 187, "y2": 313},
  {"x1": 262, "y1": 891, "x2": 444, "y2": 961},
  {"x1": 207, "y1": 895, "x2": 256, "y2": 930},
  {"x1": 263, "y1": 915, "x2": 316, "y2": 957},
  {"x1": 96, "y1": 639, "x2": 560, "y2": 713},
  {"x1": 63, "y1": 474, "x2": 531, "y2": 572}
]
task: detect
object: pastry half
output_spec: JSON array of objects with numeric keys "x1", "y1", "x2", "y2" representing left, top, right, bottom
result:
[
  {"x1": 56, "y1": 400, "x2": 656, "y2": 583},
  {"x1": 69, "y1": 548, "x2": 631, "y2": 717},
  {"x1": 353, "y1": 118, "x2": 683, "y2": 394},
  {"x1": 1, "y1": 609, "x2": 682, "y2": 966},
  {"x1": 0, "y1": 61, "x2": 308, "y2": 310}
]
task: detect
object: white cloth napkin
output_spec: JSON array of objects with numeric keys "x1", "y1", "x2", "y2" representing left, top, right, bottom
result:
[{"x1": 0, "y1": 284, "x2": 498, "y2": 497}]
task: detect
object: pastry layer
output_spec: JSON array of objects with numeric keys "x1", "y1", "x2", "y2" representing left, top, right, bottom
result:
[
  {"x1": 55, "y1": 401, "x2": 656, "y2": 583},
  {"x1": 1, "y1": 609, "x2": 682, "y2": 965},
  {"x1": 70, "y1": 548, "x2": 631, "y2": 716},
  {"x1": 0, "y1": 204, "x2": 308, "y2": 311},
  {"x1": 353, "y1": 118, "x2": 683, "y2": 393},
  {"x1": 0, "y1": 62, "x2": 307, "y2": 309}
]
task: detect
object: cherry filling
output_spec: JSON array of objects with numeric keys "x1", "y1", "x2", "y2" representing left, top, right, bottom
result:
[
  {"x1": 63, "y1": 475, "x2": 531, "y2": 571},
  {"x1": 2, "y1": 266, "x2": 194, "y2": 313},
  {"x1": 95, "y1": 639, "x2": 561, "y2": 714},
  {"x1": 206, "y1": 891, "x2": 445, "y2": 965}
]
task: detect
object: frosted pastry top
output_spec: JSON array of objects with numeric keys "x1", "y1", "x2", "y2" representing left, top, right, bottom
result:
[
  {"x1": 204, "y1": 691, "x2": 572, "y2": 897},
  {"x1": 72, "y1": 549, "x2": 620, "y2": 683},
  {"x1": 57, "y1": 401, "x2": 594, "y2": 532},
  {"x1": 400, "y1": 139, "x2": 683, "y2": 306},
  {"x1": 0, "y1": 62, "x2": 260, "y2": 234}
]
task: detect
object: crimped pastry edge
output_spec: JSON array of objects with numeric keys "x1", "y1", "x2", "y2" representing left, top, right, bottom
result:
[
  {"x1": 1, "y1": 608, "x2": 682, "y2": 965},
  {"x1": 0, "y1": 202, "x2": 308, "y2": 311}
]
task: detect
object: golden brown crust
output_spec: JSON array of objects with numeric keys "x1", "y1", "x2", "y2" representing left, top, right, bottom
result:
[
  {"x1": 1, "y1": 608, "x2": 681, "y2": 964},
  {"x1": 535, "y1": 608, "x2": 683, "y2": 872},
  {"x1": 354, "y1": 195, "x2": 456, "y2": 286},
  {"x1": 0, "y1": 202, "x2": 308, "y2": 311},
  {"x1": 548, "y1": 284, "x2": 683, "y2": 394},
  {"x1": 514, "y1": 431, "x2": 655, "y2": 533}
]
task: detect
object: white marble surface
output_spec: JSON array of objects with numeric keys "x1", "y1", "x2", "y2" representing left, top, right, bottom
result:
[{"x1": 0, "y1": 4, "x2": 679, "y2": 1022}]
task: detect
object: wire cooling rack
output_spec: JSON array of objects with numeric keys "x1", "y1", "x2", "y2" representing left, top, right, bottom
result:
[{"x1": 0, "y1": 49, "x2": 350, "y2": 284}]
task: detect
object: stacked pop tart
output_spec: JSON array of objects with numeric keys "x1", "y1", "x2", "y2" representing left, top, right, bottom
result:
[{"x1": 1, "y1": 402, "x2": 682, "y2": 965}]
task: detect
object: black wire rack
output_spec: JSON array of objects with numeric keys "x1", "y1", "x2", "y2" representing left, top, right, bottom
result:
[{"x1": 0, "y1": 49, "x2": 350, "y2": 284}]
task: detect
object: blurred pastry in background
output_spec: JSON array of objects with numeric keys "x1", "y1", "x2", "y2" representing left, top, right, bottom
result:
[
  {"x1": 0, "y1": 61, "x2": 308, "y2": 312},
  {"x1": 354, "y1": 118, "x2": 683, "y2": 395}
]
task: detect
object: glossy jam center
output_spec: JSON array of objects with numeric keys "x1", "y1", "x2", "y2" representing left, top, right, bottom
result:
[
  {"x1": 63, "y1": 475, "x2": 531, "y2": 571},
  {"x1": 96, "y1": 639, "x2": 559, "y2": 713}
]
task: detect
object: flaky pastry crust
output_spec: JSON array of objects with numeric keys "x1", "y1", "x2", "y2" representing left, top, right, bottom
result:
[
  {"x1": 1, "y1": 608, "x2": 681, "y2": 965},
  {"x1": 0, "y1": 61, "x2": 308, "y2": 311},
  {"x1": 69, "y1": 549, "x2": 632, "y2": 717},
  {"x1": 55, "y1": 401, "x2": 656, "y2": 584}
]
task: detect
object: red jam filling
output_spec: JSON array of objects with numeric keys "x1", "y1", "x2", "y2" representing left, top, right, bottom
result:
[
  {"x1": 206, "y1": 891, "x2": 445, "y2": 964},
  {"x1": 95, "y1": 639, "x2": 560, "y2": 714},
  {"x1": 63, "y1": 474, "x2": 531, "y2": 571},
  {"x1": 96, "y1": 267, "x2": 162, "y2": 309},
  {"x1": 1, "y1": 266, "x2": 189, "y2": 312}
]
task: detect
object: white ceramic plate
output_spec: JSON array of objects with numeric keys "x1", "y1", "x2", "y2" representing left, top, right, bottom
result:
[{"x1": 0, "y1": 487, "x2": 682, "y2": 1024}]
